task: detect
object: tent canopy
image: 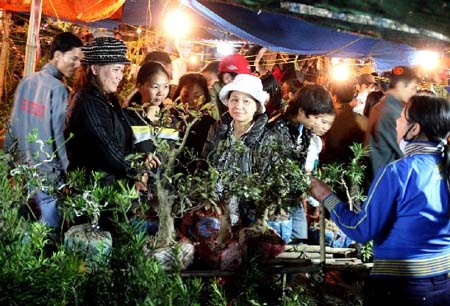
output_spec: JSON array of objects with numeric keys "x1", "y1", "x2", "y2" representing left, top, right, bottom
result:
[
  {"x1": 2, "y1": 0, "x2": 444, "y2": 70},
  {"x1": 226, "y1": 0, "x2": 450, "y2": 49},
  {"x1": 0, "y1": 0, "x2": 125, "y2": 23},
  {"x1": 184, "y1": 0, "x2": 418, "y2": 70}
]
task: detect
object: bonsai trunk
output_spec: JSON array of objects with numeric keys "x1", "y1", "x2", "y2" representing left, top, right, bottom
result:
[
  {"x1": 350, "y1": 184, "x2": 362, "y2": 213},
  {"x1": 154, "y1": 184, "x2": 176, "y2": 248},
  {"x1": 238, "y1": 207, "x2": 285, "y2": 261},
  {"x1": 152, "y1": 118, "x2": 199, "y2": 247}
]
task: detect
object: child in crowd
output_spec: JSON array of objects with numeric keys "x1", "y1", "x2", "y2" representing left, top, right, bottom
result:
[{"x1": 268, "y1": 85, "x2": 334, "y2": 244}]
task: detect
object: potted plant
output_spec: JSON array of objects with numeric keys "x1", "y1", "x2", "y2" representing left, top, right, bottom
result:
[
  {"x1": 136, "y1": 100, "x2": 218, "y2": 270},
  {"x1": 312, "y1": 143, "x2": 370, "y2": 250},
  {"x1": 231, "y1": 144, "x2": 311, "y2": 261},
  {"x1": 61, "y1": 170, "x2": 138, "y2": 270},
  {"x1": 195, "y1": 140, "x2": 311, "y2": 266}
]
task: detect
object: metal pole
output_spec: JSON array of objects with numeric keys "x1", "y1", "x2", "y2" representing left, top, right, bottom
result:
[
  {"x1": 319, "y1": 204, "x2": 326, "y2": 266},
  {"x1": 0, "y1": 10, "x2": 12, "y2": 103}
]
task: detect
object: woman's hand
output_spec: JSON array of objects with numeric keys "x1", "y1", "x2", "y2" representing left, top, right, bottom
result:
[
  {"x1": 144, "y1": 153, "x2": 161, "y2": 169},
  {"x1": 309, "y1": 177, "x2": 333, "y2": 203},
  {"x1": 134, "y1": 173, "x2": 149, "y2": 193},
  {"x1": 134, "y1": 181, "x2": 147, "y2": 193}
]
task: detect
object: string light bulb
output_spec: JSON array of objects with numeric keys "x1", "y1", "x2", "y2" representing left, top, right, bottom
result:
[
  {"x1": 189, "y1": 54, "x2": 198, "y2": 64},
  {"x1": 331, "y1": 64, "x2": 350, "y2": 81},
  {"x1": 413, "y1": 51, "x2": 440, "y2": 70},
  {"x1": 164, "y1": 10, "x2": 191, "y2": 38}
]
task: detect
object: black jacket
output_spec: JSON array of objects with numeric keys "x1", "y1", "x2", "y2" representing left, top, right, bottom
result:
[
  {"x1": 268, "y1": 115, "x2": 312, "y2": 167},
  {"x1": 203, "y1": 113, "x2": 276, "y2": 175},
  {"x1": 125, "y1": 91, "x2": 157, "y2": 153},
  {"x1": 66, "y1": 85, "x2": 136, "y2": 184}
]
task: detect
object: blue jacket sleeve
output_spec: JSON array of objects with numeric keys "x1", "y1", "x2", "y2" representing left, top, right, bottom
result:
[{"x1": 322, "y1": 165, "x2": 400, "y2": 243}]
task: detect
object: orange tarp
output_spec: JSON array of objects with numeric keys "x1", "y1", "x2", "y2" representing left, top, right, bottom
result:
[{"x1": 0, "y1": 0, "x2": 126, "y2": 22}]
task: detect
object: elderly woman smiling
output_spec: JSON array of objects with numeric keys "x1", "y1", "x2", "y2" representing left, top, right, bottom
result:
[{"x1": 203, "y1": 74, "x2": 277, "y2": 226}]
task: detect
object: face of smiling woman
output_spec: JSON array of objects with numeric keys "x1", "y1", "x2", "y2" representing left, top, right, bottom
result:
[
  {"x1": 92, "y1": 64, "x2": 125, "y2": 94},
  {"x1": 228, "y1": 91, "x2": 258, "y2": 125}
]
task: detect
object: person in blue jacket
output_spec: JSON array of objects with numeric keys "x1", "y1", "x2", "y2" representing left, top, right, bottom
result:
[{"x1": 310, "y1": 94, "x2": 450, "y2": 305}]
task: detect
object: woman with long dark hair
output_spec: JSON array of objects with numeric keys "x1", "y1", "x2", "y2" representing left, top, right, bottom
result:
[
  {"x1": 363, "y1": 90, "x2": 384, "y2": 118},
  {"x1": 172, "y1": 73, "x2": 215, "y2": 167},
  {"x1": 66, "y1": 37, "x2": 159, "y2": 186},
  {"x1": 311, "y1": 94, "x2": 450, "y2": 305},
  {"x1": 260, "y1": 72, "x2": 282, "y2": 118}
]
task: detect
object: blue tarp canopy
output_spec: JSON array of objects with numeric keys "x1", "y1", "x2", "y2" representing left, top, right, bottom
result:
[
  {"x1": 87, "y1": 0, "x2": 161, "y2": 29},
  {"x1": 184, "y1": 0, "x2": 417, "y2": 71},
  {"x1": 87, "y1": 0, "x2": 236, "y2": 41},
  {"x1": 87, "y1": 0, "x2": 418, "y2": 71}
]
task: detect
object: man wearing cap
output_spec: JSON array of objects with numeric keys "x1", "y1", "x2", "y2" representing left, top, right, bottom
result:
[
  {"x1": 4, "y1": 32, "x2": 83, "y2": 227},
  {"x1": 210, "y1": 54, "x2": 252, "y2": 118},
  {"x1": 66, "y1": 37, "x2": 160, "y2": 189},
  {"x1": 366, "y1": 66, "x2": 418, "y2": 179},
  {"x1": 353, "y1": 73, "x2": 376, "y2": 115}
]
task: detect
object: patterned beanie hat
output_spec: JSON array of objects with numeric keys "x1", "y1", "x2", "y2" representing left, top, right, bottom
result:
[{"x1": 82, "y1": 37, "x2": 130, "y2": 65}]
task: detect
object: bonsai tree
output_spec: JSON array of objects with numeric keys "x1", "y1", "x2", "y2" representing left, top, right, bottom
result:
[
  {"x1": 313, "y1": 143, "x2": 372, "y2": 251},
  {"x1": 200, "y1": 139, "x2": 311, "y2": 260},
  {"x1": 61, "y1": 170, "x2": 115, "y2": 229},
  {"x1": 317, "y1": 143, "x2": 369, "y2": 212},
  {"x1": 231, "y1": 142, "x2": 311, "y2": 230},
  {"x1": 134, "y1": 100, "x2": 217, "y2": 249},
  {"x1": 4, "y1": 128, "x2": 67, "y2": 224},
  {"x1": 59, "y1": 169, "x2": 142, "y2": 269}
]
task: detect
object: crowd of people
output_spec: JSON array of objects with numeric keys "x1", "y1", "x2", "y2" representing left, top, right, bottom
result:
[{"x1": 4, "y1": 32, "x2": 450, "y2": 304}]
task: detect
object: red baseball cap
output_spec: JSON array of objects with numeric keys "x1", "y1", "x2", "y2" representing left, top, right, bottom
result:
[{"x1": 219, "y1": 54, "x2": 251, "y2": 74}]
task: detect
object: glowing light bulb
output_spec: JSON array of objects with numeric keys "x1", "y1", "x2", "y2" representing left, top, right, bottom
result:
[
  {"x1": 414, "y1": 51, "x2": 440, "y2": 70},
  {"x1": 189, "y1": 55, "x2": 198, "y2": 64},
  {"x1": 164, "y1": 10, "x2": 191, "y2": 38},
  {"x1": 331, "y1": 64, "x2": 350, "y2": 81}
]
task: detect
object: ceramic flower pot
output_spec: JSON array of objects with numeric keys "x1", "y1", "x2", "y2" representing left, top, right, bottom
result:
[{"x1": 64, "y1": 224, "x2": 112, "y2": 270}]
